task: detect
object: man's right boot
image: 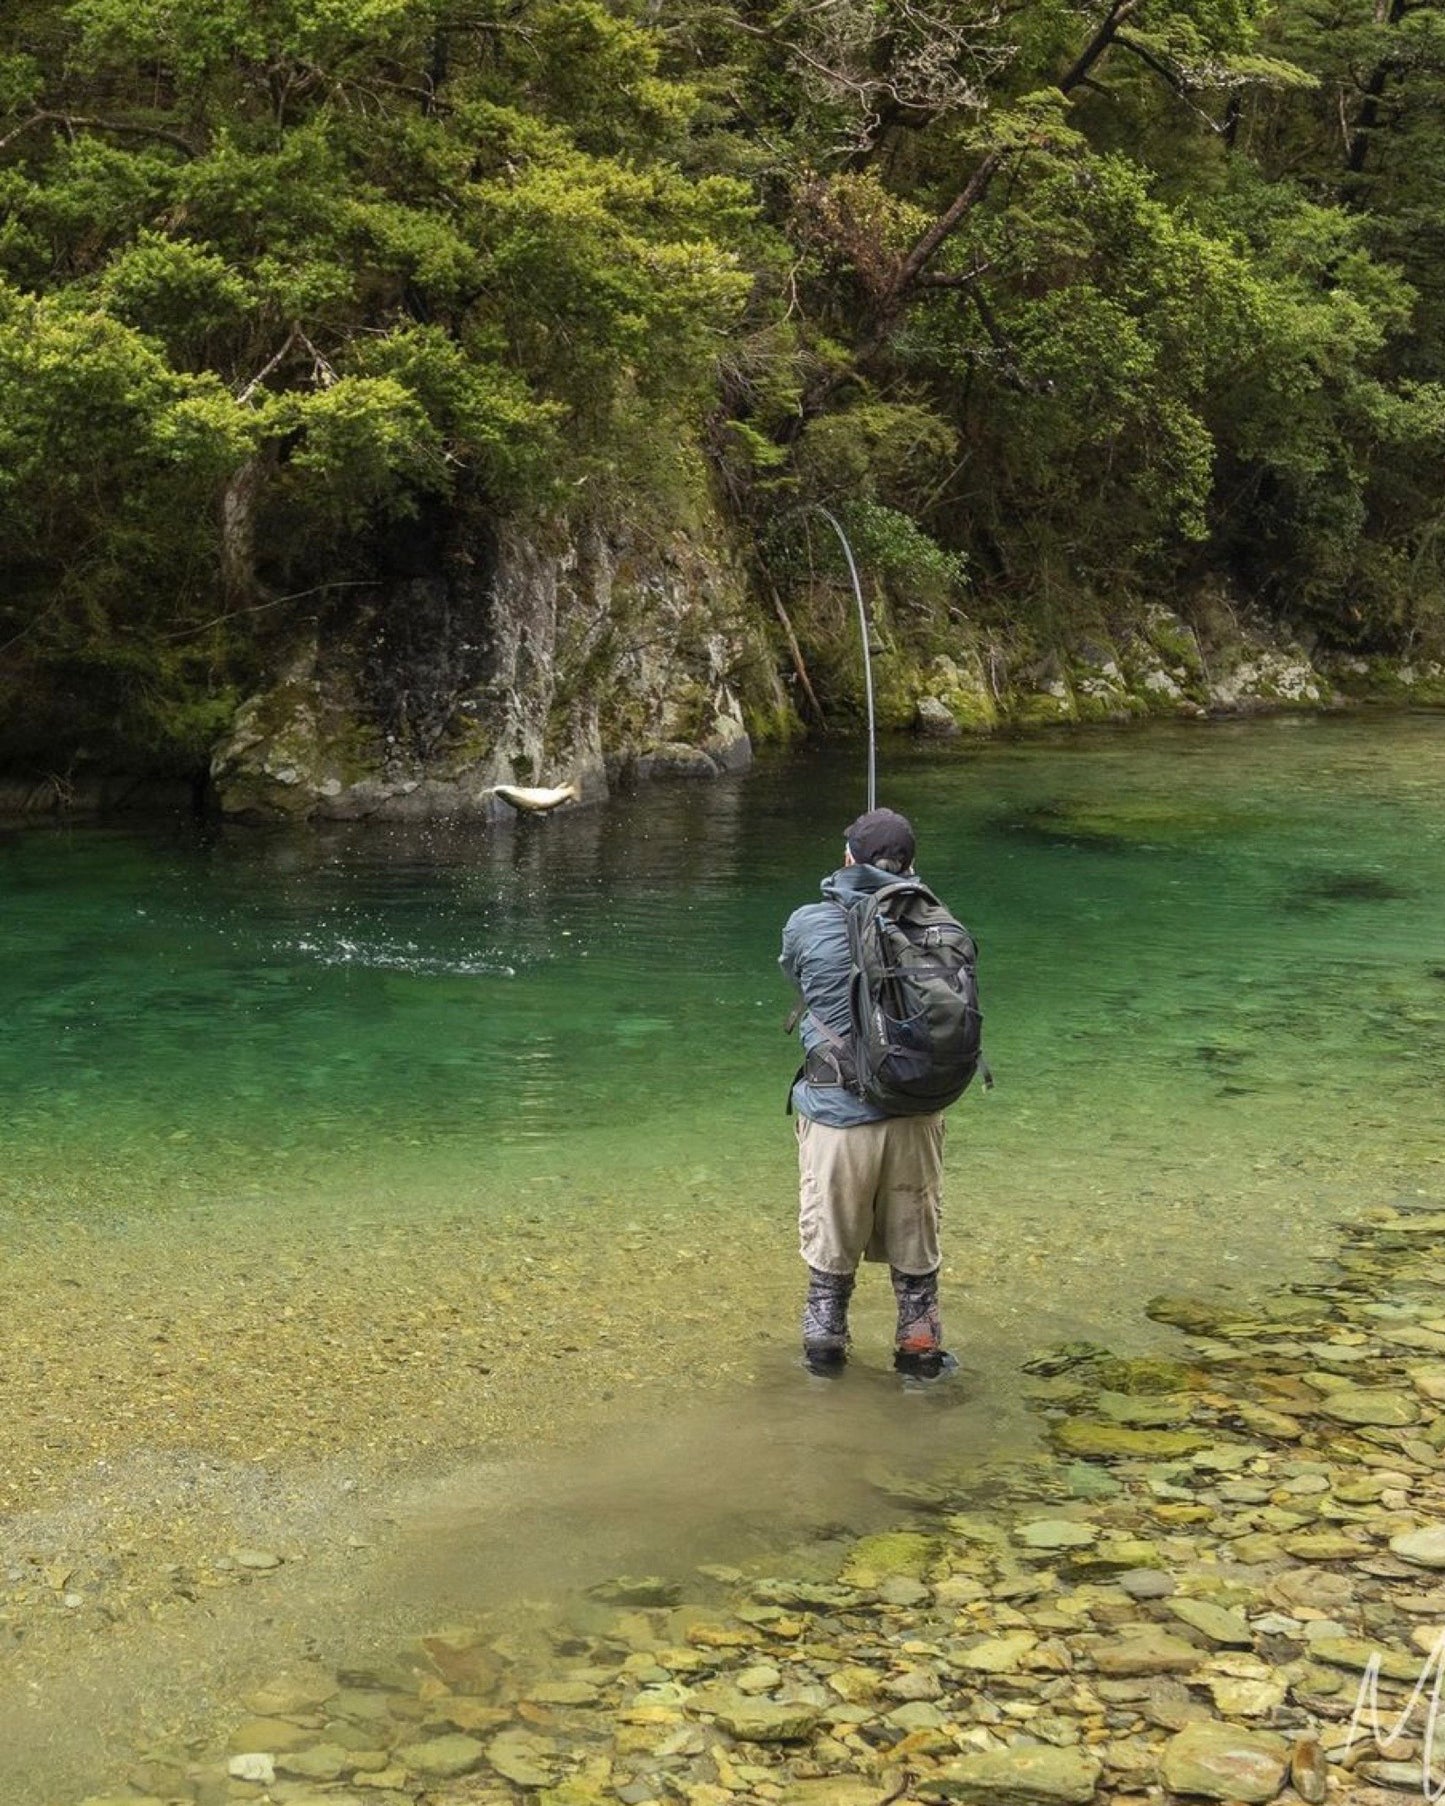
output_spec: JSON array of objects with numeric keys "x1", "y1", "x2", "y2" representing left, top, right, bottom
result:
[
  {"x1": 890, "y1": 1266, "x2": 954, "y2": 1379},
  {"x1": 802, "y1": 1266, "x2": 855, "y2": 1374}
]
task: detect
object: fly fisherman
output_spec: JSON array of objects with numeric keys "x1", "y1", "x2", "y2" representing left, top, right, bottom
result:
[{"x1": 780, "y1": 807, "x2": 984, "y2": 1379}]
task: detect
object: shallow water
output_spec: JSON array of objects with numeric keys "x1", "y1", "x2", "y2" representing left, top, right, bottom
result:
[{"x1": 5, "y1": 712, "x2": 1445, "y2": 1797}]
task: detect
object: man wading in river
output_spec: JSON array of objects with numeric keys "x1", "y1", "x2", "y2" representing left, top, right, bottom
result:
[{"x1": 781, "y1": 808, "x2": 985, "y2": 1379}]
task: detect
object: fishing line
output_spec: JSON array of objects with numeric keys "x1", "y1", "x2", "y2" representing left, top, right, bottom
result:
[{"x1": 799, "y1": 505, "x2": 877, "y2": 812}]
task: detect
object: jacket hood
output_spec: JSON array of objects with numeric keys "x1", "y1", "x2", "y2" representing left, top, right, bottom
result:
[{"x1": 820, "y1": 863, "x2": 913, "y2": 904}]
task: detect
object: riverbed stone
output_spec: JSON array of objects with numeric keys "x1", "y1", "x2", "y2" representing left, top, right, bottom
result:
[
  {"x1": 1051, "y1": 1420, "x2": 1210, "y2": 1460},
  {"x1": 1017, "y1": 1519, "x2": 1099, "y2": 1551},
  {"x1": 395, "y1": 1732, "x2": 486, "y2": 1778},
  {"x1": 1290, "y1": 1739, "x2": 1330, "y2": 1804},
  {"x1": 1117, "y1": 1568, "x2": 1174, "y2": 1599},
  {"x1": 883, "y1": 1666, "x2": 942, "y2": 1702},
  {"x1": 1166, "y1": 1598, "x2": 1253, "y2": 1646},
  {"x1": 1093, "y1": 1627, "x2": 1202, "y2": 1677},
  {"x1": 1281, "y1": 1529, "x2": 1371, "y2": 1560},
  {"x1": 778, "y1": 1780, "x2": 894, "y2": 1806},
  {"x1": 888, "y1": 1699, "x2": 948, "y2": 1730},
  {"x1": 714, "y1": 1700, "x2": 821, "y2": 1742},
  {"x1": 243, "y1": 1666, "x2": 338, "y2": 1715},
  {"x1": 839, "y1": 1531, "x2": 938, "y2": 1584},
  {"x1": 1358, "y1": 1758, "x2": 1437, "y2": 1787},
  {"x1": 587, "y1": 1575, "x2": 682, "y2": 1607},
  {"x1": 918, "y1": 1744, "x2": 1103, "y2": 1802},
  {"x1": 954, "y1": 1631, "x2": 1038, "y2": 1673},
  {"x1": 1315, "y1": 1388, "x2": 1420, "y2": 1426},
  {"x1": 227, "y1": 1716, "x2": 317, "y2": 1755},
  {"x1": 230, "y1": 1547, "x2": 283, "y2": 1570},
  {"x1": 529, "y1": 1678, "x2": 603, "y2": 1706},
  {"x1": 1205, "y1": 1673, "x2": 1286, "y2": 1716},
  {"x1": 1235, "y1": 1403, "x2": 1305, "y2": 1440},
  {"x1": 1088, "y1": 1537, "x2": 1164, "y2": 1571},
  {"x1": 489, "y1": 1728, "x2": 559, "y2": 1785},
  {"x1": 539, "y1": 1783, "x2": 612, "y2": 1806},
  {"x1": 1158, "y1": 1722, "x2": 1290, "y2": 1801},
  {"x1": 1096, "y1": 1390, "x2": 1191, "y2": 1426},
  {"x1": 826, "y1": 1665, "x2": 882, "y2": 1703},
  {"x1": 277, "y1": 1743, "x2": 349, "y2": 1781},
  {"x1": 734, "y1": 1663, "x2": 781, "y2": 1694},
  {"x1": 1308, "y1": 1636, "x2": 1420, "y2": 1682},
  {"x1": 1406, "y1": 1364, "x2": 1445, "y2": 1402},
  {"x1": 1389, "y1": 1526, "x2": 1445, "y2": 1568},
  {"x1": 227, "y1": 1754, "x2": 276, "y2": 1784},
  {"x1": 1269, "y1": 1568, "x2": 1354, "y2": 1612}
]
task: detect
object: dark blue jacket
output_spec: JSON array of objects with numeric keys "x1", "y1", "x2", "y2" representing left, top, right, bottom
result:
[{"x1": 780, "y1": 862, "x2": 907, "y2": 1126}]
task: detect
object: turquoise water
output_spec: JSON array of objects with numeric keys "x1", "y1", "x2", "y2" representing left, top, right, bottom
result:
[
  {"x1": 7, "y1": 712, "x2": 1445, "y2": 1804},
  {"x1": 5, "y1": 713, "x2": 1445, "y2": 1233}
]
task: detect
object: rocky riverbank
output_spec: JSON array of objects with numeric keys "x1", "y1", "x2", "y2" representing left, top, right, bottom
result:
[
  {"x1": 7, "y1": 560, "x2": 1445, "y2": 826},
  {"x1": 69, "y1": 1196, "x2": 1445, "y2": 1806}
]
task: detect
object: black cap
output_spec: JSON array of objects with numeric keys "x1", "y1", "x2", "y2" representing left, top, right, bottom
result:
[{"x1": 845, "y1": 807, "x2": 916, "y2": 872}]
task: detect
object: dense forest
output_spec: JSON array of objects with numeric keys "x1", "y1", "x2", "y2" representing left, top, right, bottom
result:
[{"x1": 2, "y1": 0, "x2": 1444, "y2": 771}]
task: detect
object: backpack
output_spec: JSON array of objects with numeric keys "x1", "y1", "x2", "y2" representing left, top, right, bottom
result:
[{"x1": 793, "y1": 880, "x2": 989, "y2": 1114}]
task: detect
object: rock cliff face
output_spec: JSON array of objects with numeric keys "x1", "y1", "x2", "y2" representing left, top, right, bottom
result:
[
  {"x1": 211, "y1": 518, "x2": 775, "y2": 822},
  {"x1": 6, "y1": 517, "x2": 1440, "y2": 823},
  {"x1": 199, "y1": 564, "x2": 1445, "y2": 821}
]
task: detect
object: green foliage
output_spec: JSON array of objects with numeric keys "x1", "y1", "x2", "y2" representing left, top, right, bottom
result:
[
  {"x1": 6, "y1": 0, "x2": 1445, "y2": 769},
  {"x1": 0, "y1": 0, "x2": 764, "y2": 763}
]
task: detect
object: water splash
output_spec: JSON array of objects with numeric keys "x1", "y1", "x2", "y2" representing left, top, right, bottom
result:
[{"x1": 285, "y1": 936, "x2": 518, "y2": 977}]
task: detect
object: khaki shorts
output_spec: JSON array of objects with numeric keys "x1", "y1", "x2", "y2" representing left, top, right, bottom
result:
[{"x1": 797, "y1": 1113, "x2": 945, "y2": 1276}]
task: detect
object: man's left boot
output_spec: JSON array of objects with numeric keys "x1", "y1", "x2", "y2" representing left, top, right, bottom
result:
[{"x1": 891, "y1": 1266, "x2": 953, "y2": 1379}]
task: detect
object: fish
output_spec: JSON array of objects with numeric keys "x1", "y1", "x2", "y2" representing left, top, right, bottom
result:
[{"x1": 482, "y1": 783, "x2": 579, "y2": 814}]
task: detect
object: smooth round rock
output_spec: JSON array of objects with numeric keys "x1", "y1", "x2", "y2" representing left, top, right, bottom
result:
[
  {"x1": 1291, "y1": 1738, "x2": 1329, "y2": 1805},
  {"x1": 395, "y1": 1733, "x2": 485, "y2": 1779},
  {"x1": 1092, "y1": 1627, "x2": 1201, "y2": 1677},
  {"x1": 1316, "y1": 1388, "x2": 1419, "y2": 1427},
  {"x1": 1159, "y1": 1722, "x2": 1289, "y2": 1803},
  {"x1": 715, "y1": 1701, "x2": 821, "y2": 1743},
  {"x1": 922, "y1": 1745, "x2": 1102, "y2": 1803},
  {"x1": 1390, "y1": 1526, "x2": 1445, "y2": 1569},
  {"x1": 1118, "y1": 1568, "x2": 1175, "y2": 1599},
  {"x1": 227, "y1": 1755, "x2": 276, "y2": 1784}
]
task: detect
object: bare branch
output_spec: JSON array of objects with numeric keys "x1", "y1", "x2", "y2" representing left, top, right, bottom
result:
[
  {"x1": 0, "y1": 110, "x2": 196, "y2": 158},
  {"x1": 294, "y1": 327, "x2": 339, "y2": 388},
  {"x1": 236, "y1": 328, "x2": 302, "y2": 404},
  {"x1": 162, "y1": 580, "x2": 374, "y2": 643},
  {"x1": 914, "y1": 259, "x2": 996, "y2": 290},
  {"x1": 728, "y1": 0, "x2": 1015, "y2": 156},
  {"x1": 885, "y1": 150, "x2": 1005, "y2": 305}
]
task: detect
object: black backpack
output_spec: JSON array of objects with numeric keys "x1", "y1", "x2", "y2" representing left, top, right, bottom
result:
[{"x1": 793, "y1": 880, "x2": 989, "y2": 1114}]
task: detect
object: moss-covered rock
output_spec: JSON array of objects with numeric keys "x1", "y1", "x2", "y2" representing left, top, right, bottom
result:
[
  {"x1": 838, "y1": 1530, "x2": 940, "y2": 1586},
  {"x1": 1051, "y1": 1419, "x2": 1213, "y2": 1460},
  {"x1": 1092, "y1": 1356, "x2": 1203, "y2": 1394}
]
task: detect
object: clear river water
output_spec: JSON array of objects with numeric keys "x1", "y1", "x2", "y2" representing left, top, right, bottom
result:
[{"x1": 3, "y1": 712, "x2": 1445, "y2": 1798}]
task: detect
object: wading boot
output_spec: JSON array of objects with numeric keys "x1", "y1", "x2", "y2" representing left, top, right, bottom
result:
[
  {"x1": 891, "y1": 1266, "x2": 954, "y2": 1379},
  {"x1": 802, "y1": 1266, "x2": 855, "y2": 1376}
]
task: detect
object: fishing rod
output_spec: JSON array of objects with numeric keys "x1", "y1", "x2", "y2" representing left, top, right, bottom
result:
[{"x1": 799, "y1": 505, "x2": 876, "y2": 813}]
